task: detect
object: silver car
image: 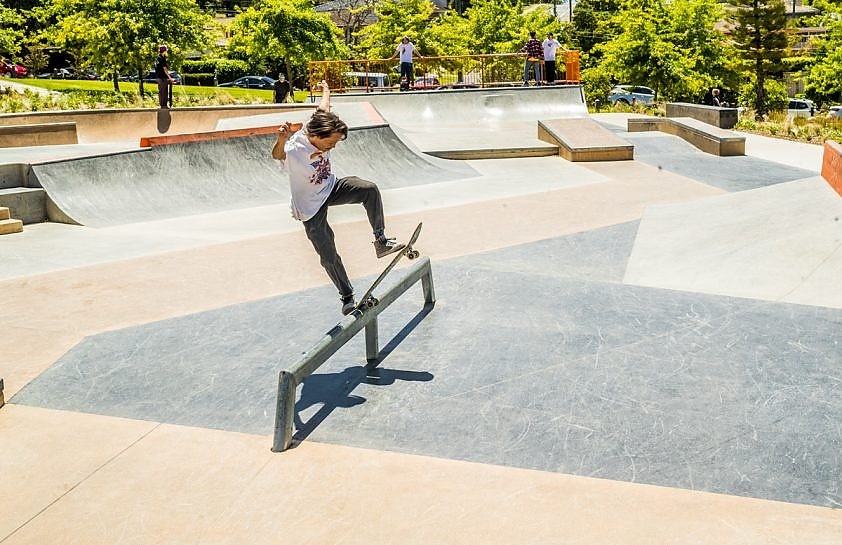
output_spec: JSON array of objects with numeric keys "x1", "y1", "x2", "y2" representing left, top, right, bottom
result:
[
  {"x1": 828, "y1": 105, "x2": 841, "y2": 118},
  {"x1": 608, "y1": 85, "x2": 655, "y2": 105}
]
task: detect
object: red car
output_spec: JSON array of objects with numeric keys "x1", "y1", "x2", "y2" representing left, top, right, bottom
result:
[
  {"x1": 1, "y1": 60, "x2": 28, "y2": 78},
  {"x1": 413, "y1": 76, "x2": 440, "y2": 90}
]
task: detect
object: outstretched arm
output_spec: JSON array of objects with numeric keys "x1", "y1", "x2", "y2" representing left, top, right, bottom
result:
[{"x1": 316, "y1": 80, "x2": 330, "y2": 112}]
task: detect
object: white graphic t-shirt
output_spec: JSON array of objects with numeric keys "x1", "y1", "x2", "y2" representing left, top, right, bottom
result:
[
  {"x1": 282, "y1": 129, "x2": 337, "y2": 221},
  {"x1": 397, "y1": 42, "x2": 416, "y2": 63},
  {"x1": 542, "y1": 38, "x2": 561, "y2": 61}
]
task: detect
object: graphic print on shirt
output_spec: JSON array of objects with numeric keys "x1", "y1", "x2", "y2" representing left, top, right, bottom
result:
[{"x1": 310, "y1": 154, "x2": 331, "y2": 185}]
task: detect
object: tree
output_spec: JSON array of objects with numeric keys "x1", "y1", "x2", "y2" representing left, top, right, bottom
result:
[
  {"x1": 426, "y1": 0, "x2": 561, "y2": 56},
  {"x1": 329, "y1": 0, "x2": 379, "y2": 46},
  {"x1": 594, "y1": 0, "x2": 733, "y2": 101},
  {"x1": 727, "y1": 0, "x2": 789, "y2": 117},
  {"x1": 804, "y1": 17, "x2": 842, "y2": 104},
  {"x1": 353, "y1": 0, "x2": 435, "y2": 58},
  {"x1": 227, "y1": 0, "x2": 348, "y2": 83},
  {"x1": 0, "y1": 2, "x2": 24, "y2": 58},
  {"x1": 41, "y1": 0, "x2": 212, "y2": 94}
]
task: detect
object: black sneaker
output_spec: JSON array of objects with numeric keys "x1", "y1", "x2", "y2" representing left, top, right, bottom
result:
[
  {"x1": 373, "y1": 237, "x2": 405, "y2": 259},
  {"x1": 341, "y1": 294, "x2": 356, "y2": 315}
]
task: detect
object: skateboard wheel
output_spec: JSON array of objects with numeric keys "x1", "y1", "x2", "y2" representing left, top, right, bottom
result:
[{"x1": 371, "y1": 297, "x2": 379, "y2": 307}]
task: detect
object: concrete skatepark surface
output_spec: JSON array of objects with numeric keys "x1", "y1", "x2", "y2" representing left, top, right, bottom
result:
[{"x1": 2, "y1": 86, "x2": 842, "y2": 543}]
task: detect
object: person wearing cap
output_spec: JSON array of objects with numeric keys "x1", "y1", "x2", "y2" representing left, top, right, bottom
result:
[
  {"x1": 155, "y1": 45, "x2": 176, "y2": 108},
  {"x1": 542, "y1": 32, "x2": 561, "y2": 85}
]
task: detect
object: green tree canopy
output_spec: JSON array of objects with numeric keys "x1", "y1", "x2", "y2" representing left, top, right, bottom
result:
[
  {"x1": 353, "y1": 0, "x2": 435, "y2": 58},
  {"x1": 591, "y1": 0, "x2": 733, "y2": 101},
  {"x1": 40, "y1": 0, "x2": 212, "y2": 93},
  {"x1": 228, "y1": 0, "x2": 348, "y2": 79},
  {"x1": 727, "y1": 0, "x2": 789, "y2": 117},
  {"x1": 0, "y1": 2, "x2": 24, "y2": 58},
  {"x1": 805, "y1": 18, "x2": 842, "y2": 104}
]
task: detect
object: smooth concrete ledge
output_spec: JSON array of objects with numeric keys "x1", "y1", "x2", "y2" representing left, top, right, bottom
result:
[
  {"x1": 0, "y1": 187, "x2": 47, "y2": 224},
  {"x1": 426, "y1": 146, "x2": 558, "y2": 160},
  {"x1": 0, "y1": 104, "x2": 314, "y2": 144},
  {"x1": 0, "y1": 122, "x2": 78, "y2": 148},
  {"x1": 822, "y1": 140, "x2": 842, "y2": 197},
  {"x1": 628, "y1": 117, "x2": 745, "y2": 156},
  {"x1": 140, "y1": 125, "x2": 281, "y2": 147},
  {"x1": 538, "y1": 118, "x2": 633, "y2": 161},
  {"x1": 667, "y1": 102, "x2": 739, "y2": 129}
]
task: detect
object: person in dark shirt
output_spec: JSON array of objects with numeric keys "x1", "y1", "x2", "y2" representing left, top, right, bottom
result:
[
  {"x1": 273, "y1": 73, "x2": 293, "y2": 103},
  {"x1": 519, "y1": 31, "x2": 543, "y2": 86},
  {"x1": 155, "y1": 45, "x2": 176, "y2": 109}
]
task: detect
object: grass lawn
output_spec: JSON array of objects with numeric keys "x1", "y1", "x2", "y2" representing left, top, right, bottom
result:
[{"x1": 17, "y1": 77, "x2": 310, "y2": 102}]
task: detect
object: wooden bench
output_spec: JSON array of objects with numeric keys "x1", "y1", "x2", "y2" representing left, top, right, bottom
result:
[
  {"x1": 538, "y1": 117, "x2": 633, "y2": 161},
  {"x1": 627, "y1": 117, "x2": 745, "y2": 156},
  {"x1": 0, "y1": 122, "x2": 78, "y2": 148},
  {"x1": 666, "y1": 102, "x2": 739, "y2": 129}
]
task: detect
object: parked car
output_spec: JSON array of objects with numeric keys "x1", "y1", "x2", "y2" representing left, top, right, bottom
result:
[
  {"x1": 787, "y1": 98, "x2": 815, "y2": 118},
  {"x1": 140, "y1": 70, "x2": 183, "y2": 84},
  {"x1": 218, "y1": 76, "x2": 275, "y2": 90},
  {"x1": 413, "y1": 76, "x2": 440, "y2": 90},
  {"x1": 343, "y1": 71, "x2": 390, "y2": 89},
  {"x1": 1, "y1": 59, "x2": 27, "y2": 78},
  {"x1": 608, "y1": 85, "x2": 655, "y2": 105},
  {"x1": 827, "y1": 105, "x2": 841, "y2": 118}
]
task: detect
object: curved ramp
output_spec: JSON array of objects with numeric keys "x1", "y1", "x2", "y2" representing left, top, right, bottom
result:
[
  {"x1": 31, "y1": 124, "x2": 478, "y2": 228},
  {"x1": 331, "y1": 85, "x2": 588, "y2": 127}
]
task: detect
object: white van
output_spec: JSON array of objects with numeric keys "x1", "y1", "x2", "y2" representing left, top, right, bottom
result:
[
  {"x1": 342, "y1": 72, "x2": 390, "y2": 90},
  {"x1": 787, "y1": 98, "x2": 815, "y2": 118}
]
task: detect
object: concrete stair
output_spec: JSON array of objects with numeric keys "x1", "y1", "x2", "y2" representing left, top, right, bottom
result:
[{"x1": 0, "y1": 206, "x2": 23, "y2": 235}]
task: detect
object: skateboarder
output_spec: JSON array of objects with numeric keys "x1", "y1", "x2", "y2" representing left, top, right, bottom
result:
[{"x1": 271, "y1": 80, "x2": 405, "y2": 315}]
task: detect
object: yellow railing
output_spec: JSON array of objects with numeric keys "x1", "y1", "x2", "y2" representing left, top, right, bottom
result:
[{"x1": 307, "y1": 51, "x2": 580, "y2": 94}]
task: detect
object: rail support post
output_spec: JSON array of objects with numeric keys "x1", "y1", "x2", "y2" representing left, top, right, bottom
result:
[{"x1": 272, "y1": 371, "x2": 297, "y2": 452}]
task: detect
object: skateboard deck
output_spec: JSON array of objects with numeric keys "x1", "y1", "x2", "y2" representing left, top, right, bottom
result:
[{"x1": 356, "y1": 222, "x2": 422, "y2": 311}]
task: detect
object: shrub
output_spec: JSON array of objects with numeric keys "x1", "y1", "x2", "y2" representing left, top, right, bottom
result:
[{"x1": 183, "y1": 73, "x2": 216, "y2": 86}]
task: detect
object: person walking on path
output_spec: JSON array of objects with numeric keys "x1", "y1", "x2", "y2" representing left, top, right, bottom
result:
[
  {"x1": 519, "y1": 31, "x2": 543, "y2": 86},
  {"x1": 391, "y1": 36, "x2": 422, "y2": 91},
  {"x1": 271, "y1": 81, "x2": 405, "y2": 315},
  {"x1": 274, "y1": 73, "x2": 293, "y2": 103},
  {"x1": 542, "y1": 33, "x2": 561, "y2": 84},
  {"x1": 155, "y1": 45, "x2": 176, "y2": 109}
]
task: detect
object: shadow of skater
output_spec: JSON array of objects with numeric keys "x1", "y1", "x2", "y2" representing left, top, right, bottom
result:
[
  {"x1": 293, "y1": 365, "x2": 433, "y2": 442},
  {"x1": 156, "y1": 108, "x2": 171, "y2": 133}
]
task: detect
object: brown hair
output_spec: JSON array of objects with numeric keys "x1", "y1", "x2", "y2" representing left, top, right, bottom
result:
[{"x1": 306, "y1": 110, "x2": 348, "y2": 139}]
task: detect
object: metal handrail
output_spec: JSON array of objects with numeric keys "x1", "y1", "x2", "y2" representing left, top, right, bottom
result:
[{"x1": 272, "y1": 256, "x2": 435, "y2": 452}]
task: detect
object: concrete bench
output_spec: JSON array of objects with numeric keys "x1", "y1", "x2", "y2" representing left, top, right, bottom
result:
[
  {"x1": 627, "y1": 117, "x2": 745, "y2": 156},
  {"x1": 0, "y1": 122, "x2": 78, "y2": 148},
  {"x1": 666, "y1": 102, "x2": 739, "y2": 129},
  {"x1": 538, "y1": 117, "x2": 633, "y2": 161},
  {"x1": 822, "y1": 140, "x2": 842, "y2": 197}
]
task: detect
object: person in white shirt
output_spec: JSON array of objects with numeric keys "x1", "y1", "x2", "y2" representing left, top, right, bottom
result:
[
  {"x1": 272, "y1": 81, "x2": 405, "y2": 315},
  {"x1": 390, "y1": 36, "x2": 422, "y2": 91},
  {"x1": 542, "y1": 33, "x2": 562, "y2": 85}
]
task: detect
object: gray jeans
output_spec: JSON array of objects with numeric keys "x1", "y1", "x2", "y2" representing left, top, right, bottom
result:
[{"x1": 303, "y1": 176, "x2": 385, "y2": 298}]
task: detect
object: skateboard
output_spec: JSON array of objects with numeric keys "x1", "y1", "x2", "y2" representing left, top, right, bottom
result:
[{"x1": 356, "y1": 222, "x2": 422, "y2": 311}]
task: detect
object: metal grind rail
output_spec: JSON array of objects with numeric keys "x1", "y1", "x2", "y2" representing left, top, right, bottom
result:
[{"x1": 272, "y1": 256, "x2": 435, "y2": 452}]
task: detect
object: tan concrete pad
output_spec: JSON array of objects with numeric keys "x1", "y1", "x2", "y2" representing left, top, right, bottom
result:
[
  {"x1": 2, "y1": 406, "x2": 840, "y2": 544},
  {"x1": 0, "y1": 405, "x2": 156, "y2": 540}
]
